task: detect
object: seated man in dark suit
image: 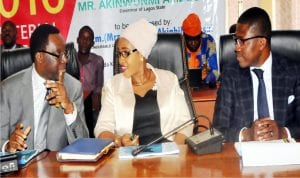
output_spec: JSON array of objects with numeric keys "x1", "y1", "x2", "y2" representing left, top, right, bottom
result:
[
  {"x1": 1, "y1": 20, "x2": 23, "y2": 51},
  {"x1": 213, "y1": 7, "x2": 300, "y2": 142},
  {"x1": 0, "y1": 24, "x2": 89, "y2": 153}
]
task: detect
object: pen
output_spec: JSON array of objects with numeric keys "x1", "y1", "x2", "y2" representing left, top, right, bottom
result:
[
  {"x1": 130, "y1": 134, "x2": 134, "y2": 141},
  {"x1": 283, "y1": 138, "x2": 290, "y2": 143},
  {"x1": 46, "y1": 88, "x2": 61, "y2": 108}
]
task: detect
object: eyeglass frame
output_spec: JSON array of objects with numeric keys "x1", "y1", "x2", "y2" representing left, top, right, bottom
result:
[
  {"x1": 38, "y1": 50, "x2": 69, "y2": 61},
  {"x1": 117, "y1": 49, "x2": 137, "y2": 58},
  {"x1": 232, "y1": 35, "x2": 269, "y2": 47}
]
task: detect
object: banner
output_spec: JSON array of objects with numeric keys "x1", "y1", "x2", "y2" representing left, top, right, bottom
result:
[
  {"x1": 0, "y1": 0, "x2": 75, "y2": 45},
  {"x1": 1, "y1": 0, "x2": 225, "y2": 81}
]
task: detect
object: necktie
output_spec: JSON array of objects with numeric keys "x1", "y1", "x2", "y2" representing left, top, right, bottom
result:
[
  {"x1": 34, "y1": 96, "x2": 50, "y2": 151},
  {"x1": 252, "y1": 69, "x2": 270, "y2": 118}
]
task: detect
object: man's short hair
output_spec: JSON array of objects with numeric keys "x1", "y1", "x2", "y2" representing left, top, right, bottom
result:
[
  {"x1": 30, "y1": 24, "x2": 60, "y2": 61},
  {"x1": 238, "y1": 7, "x2": 271, "y2": 38},
  {"x1": 78, "y1": 25, "x2": 94, "y2": 40},
  {"x1": 229, "y1": 24, "x2": 236, "y2": 34},
  {"x1": 1, "y1": 20, "x2": 17, "y2": 31},
  {"x1": 238, "y1": 7, "x2": 271, "y2": 47}
]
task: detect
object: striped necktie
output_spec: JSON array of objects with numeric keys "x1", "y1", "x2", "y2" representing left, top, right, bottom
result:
[{"x1": 34, "y1": 93, "x2": 50, "y2": 151}]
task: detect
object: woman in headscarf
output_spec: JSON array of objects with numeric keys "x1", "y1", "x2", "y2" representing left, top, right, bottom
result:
[{"x1": 94, "y1": 19, "x2": 193, "y2": 147}]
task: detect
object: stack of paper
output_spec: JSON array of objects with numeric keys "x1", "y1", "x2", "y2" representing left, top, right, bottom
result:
[
  {"x1": 119, "y1": 142, "x2": 179, "y2": 159},
  {"x1": 59, "y1": 162, "x2": 102, "y2": 172},
  {"x1": 235, "y1": 139, "x2": 300, "y2": 166}
]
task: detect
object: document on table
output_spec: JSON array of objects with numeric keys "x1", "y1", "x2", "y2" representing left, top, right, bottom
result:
[
  {"x1": 234, "y1": 139, "x2": 300, "y2": 166},
  {"x1": 119, "y1": 142, "x2": 179, "y2": 159}
]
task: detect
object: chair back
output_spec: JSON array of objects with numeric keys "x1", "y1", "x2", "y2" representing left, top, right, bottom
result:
[
  {"x1": 1, "y1": 42, "x2": 80, "y2": 81},
  {"x1": 219, "y1": 30, "x2": 300, "y2": 72},
  {"x1": 1, "y1": 47, "x2": 32, "y2": 81},
  {"x1": 113, "y1": 33, "x2": 196, "y2": 120}
]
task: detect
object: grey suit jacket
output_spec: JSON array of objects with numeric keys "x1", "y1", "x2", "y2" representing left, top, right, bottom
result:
[
  {"x1": 0, "y1": 66, "x2": 89, "y2": 151},
  {"x1": 213, "y1": 53, "x2": 300, "y2": 142}
]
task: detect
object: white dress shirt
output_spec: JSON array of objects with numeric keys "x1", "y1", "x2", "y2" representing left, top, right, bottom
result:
[{"x1": 250, "y1": 53, "x2": 274, "y2": 120}]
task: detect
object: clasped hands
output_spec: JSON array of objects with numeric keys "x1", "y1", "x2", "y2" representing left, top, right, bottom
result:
[
  {"x1": 242, "y1": 118, "x2": 287, "y2": 141},
  {"x1": 114, "y1": 133, "x2": 139, "y2": 147},
  {"x1": 44, "y1": 71, "x2": 73, "y2": 114}
]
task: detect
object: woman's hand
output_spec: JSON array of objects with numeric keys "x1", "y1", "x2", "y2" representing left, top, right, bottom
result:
[{"x1": 121, "y1": 133, "x2": 139, "y2": 146}]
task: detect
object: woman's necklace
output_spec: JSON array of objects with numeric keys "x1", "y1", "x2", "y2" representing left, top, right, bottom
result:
[{"x1": 132, "y1": 70, "x2": 152, "y2": 86}]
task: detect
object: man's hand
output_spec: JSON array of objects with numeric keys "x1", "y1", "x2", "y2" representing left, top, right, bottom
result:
[
  {"x1": 241, "y1": 118, "x2": 287, "y2": 141},
  {"x1": 202, "y1": 65, "x2": 208, "y2": 80},
  {"x1": 252, "y1": 118, "x2": 279, "y2": 141},
  {"x1": 6, "y1": 123, "x2": 31, "y2": 153},
  {"x1": 45, "y1": 70, "x2": 74, "y2": 114}
]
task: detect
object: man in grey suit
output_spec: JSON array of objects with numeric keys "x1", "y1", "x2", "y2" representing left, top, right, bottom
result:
[
  {"x1": 0, "y1": 24, "x2": 89, "y2": 152},
  {"x1": 213, "y1": 7, "x2": 300, "y2": 142}
]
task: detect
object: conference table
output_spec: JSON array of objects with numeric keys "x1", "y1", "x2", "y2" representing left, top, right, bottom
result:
[{"x1": 4, "y1": 143, "x2": 300, "y2": 178}]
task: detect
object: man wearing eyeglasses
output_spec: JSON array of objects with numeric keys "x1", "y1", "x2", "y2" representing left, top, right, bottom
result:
[
  {"x1": 0, "y1": 24, "x2": 89, "y2": 153},
  {"x1": 213, "y1": 7, "x2": 300, "y2": 142}
]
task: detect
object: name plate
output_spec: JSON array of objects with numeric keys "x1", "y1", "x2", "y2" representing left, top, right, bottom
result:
[{"x1": 237, "y1": 141, "x2": 300, "y2": 166}]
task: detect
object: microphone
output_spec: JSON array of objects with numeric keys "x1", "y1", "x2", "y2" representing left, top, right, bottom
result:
[
  {"x1": 131, "y1": 115, "x2": 219, "y2": 156},
  {"x1": 185, "y1": 115, "x2": 224, "y2": 155}
]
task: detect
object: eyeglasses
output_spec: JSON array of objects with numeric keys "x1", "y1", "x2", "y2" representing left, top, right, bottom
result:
[
  {"x1": 38, "y1": 50, "x2": 69, "y2": 61},
  {"x1": 117, "y1": 49, "x2": 137, "y2": 58},
  {"x1": 233, "y1": 35, "x2": 268, "y2": 47}
]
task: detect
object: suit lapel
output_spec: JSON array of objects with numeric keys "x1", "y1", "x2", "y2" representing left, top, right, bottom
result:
[
  {"x1": 272, "y1": 54, "x2": 288, "y2": 123},
  {"x1": 20, "y1": 67, "x2": 35, "y2": 148},
  {"x1": 237, "y1": 67, "x2": 254, "y2": 127},
  {"x1": 117, "y1": 76, "x2": 135, "y2": 133}
]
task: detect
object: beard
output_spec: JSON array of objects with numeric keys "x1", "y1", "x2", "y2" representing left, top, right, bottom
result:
[{"x1": 187, "y1": 44, "x2": 200, "y2": 52}]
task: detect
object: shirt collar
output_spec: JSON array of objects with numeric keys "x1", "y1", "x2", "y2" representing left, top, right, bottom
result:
[
  {"x1": 32, "y1": 63, "x2": 46, "y2": 87},
  {"x1": 78, "y1": 53, "x2": 92, "y2": 65},
  {"x1": 2, "y1": 44, "x2": 17, "y2": 51},
  {"x1": 250, "y1": 52, "x2": 273, "y2": 75}
]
